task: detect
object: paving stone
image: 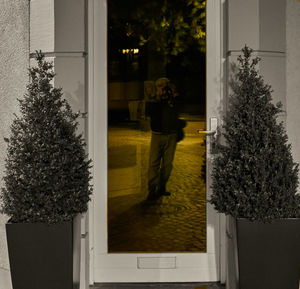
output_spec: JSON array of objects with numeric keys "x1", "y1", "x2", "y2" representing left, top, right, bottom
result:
[{"x1": 108, "y1": 126, "x2": 207, "y2": 253}]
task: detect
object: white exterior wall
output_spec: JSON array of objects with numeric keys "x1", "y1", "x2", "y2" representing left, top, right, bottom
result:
[
  {"x1": 0, "y1": 1, "x2": 87, "y2": 288},
  {"x1": 228, "y1": 0, "x2": 260, "y2": 50},
  {"x1": 30, "y1": 0, "x2": 87, "y2": 137},
  {"x1": 55, "y1": 0, "x2": 85, "y2": 52},
  {"x1": 30, "y1": 0, "x2": 87, "y2": 116},
  {"x1": 0, "y1": 0, "x2": 29, "y2": 272},
  {"x1": 227, "y1": 0, "x2": 286, "y2": 116},
  {"x1": 259, "y1": 0, "x2": 286, "y2": 52},
  {"x1": 226, "y1": 1, "x2": 287, "y2": 288},
  {"x1": 30, "y1": 0, "x2": 55, "y2": 52},
  {"x1": 286, "y1": 0, "x2": 300, "y2": 185},
  {"x1": 30, "y1": 1, "x2": 88, "y2": 288}
]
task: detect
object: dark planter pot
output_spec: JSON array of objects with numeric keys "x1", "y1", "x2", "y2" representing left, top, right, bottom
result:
[
  {"x1": 236, "y1": 218, "x2": 300, "y2": 289},
  {"x1": 6, "y1": 215, "x2": 81, "y2": 289}
]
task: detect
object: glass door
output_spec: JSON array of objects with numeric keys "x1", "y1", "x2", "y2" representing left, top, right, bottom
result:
[
  {"x1": 107, "y1": 0, "x2": 206, "y2": 253},
  {"x1": 89, "y1": 0, "x2": 223, "y2": 283}
]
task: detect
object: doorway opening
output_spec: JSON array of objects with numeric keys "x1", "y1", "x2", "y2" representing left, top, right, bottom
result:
[{"x1": 88, "y1": 0, "x2": 224, "y2": 283}]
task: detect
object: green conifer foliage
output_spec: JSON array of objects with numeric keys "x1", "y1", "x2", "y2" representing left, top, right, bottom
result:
[
  {"x1": 0, "y1": 52, "x2": 92, "y2": 224},
  {"x1": 210, "y1": 46, "x2": 300, "y2": 222}
]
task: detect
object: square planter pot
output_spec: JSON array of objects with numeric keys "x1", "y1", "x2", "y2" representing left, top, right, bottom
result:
[
  {"x1": 236, "y1": 218, "x2": 300, "y2": 289},
  {"x1": 6, "y1": 215, "x2": 81, "y2": 289}
]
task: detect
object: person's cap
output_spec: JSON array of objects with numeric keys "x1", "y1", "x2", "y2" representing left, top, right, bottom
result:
[{"x1": 155, "y1": 77, "x2": 170, "y2": 88}]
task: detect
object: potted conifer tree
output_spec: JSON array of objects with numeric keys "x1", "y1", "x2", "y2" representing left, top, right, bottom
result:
[
  {"x1": 0, "y1": 52, "x2": 92, "y2": 289},
  {"x1": 210, "y1": 46, "x2": 300, "y2": 289}
]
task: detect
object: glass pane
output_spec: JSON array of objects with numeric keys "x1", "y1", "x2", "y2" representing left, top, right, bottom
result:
[{"x1": 107, "y1": 0, "x2": 206, "y2": 253}]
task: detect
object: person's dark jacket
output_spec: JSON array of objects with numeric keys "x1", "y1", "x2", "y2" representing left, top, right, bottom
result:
[{"x1": 146, "y1": 100, "x2": 179, "y2": 134}]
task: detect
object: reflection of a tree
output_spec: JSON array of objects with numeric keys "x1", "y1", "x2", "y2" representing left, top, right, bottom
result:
[
  {"x1": 108, "y1": 0, "x2": 207, "y2": 112},
  {"x1": 135, "y1": 0, "x2": 206, "y2": 64},
  {"x1": 109, "y1": 0, "x2": 206, "y2": 66}
]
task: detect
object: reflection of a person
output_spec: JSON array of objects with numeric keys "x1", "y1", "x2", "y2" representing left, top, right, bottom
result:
[{"x1": 146, "y1": 77, "x2": 180, "y2": 201}]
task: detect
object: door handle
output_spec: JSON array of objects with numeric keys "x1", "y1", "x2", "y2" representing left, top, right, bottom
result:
[
  {"x1": 197, "y1": 117, "x2": 218, "y2": 136},
  {"x1": 197, "y1": 117, "x2": 218, "y2": 155},
  {"x1": 197, "y1": 129, "x2": 216, "y2": 136}
]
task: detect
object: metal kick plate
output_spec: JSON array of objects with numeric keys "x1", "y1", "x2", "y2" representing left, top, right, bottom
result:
[{"x1": 137, "y1": 257, "x2": 177, "y2": 269}]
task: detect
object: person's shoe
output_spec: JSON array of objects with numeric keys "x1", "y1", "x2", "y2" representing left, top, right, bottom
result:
[
  {"x1": 146, "y1": 192, "x2": 161, "y2": 201},
  {"x1": 160, "y1": 190, "x2": 171, "y2": 196}
]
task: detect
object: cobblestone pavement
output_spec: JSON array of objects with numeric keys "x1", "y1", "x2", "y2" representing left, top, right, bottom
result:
[
  {"x1": 92, "y1": 282, "x2": 225, "y2": 289},
  {"x1": 108, "y1": 122, "x2": 206, "y2": 253}
]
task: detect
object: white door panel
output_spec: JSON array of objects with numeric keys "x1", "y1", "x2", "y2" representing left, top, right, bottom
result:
[
  {"x1": 93, "y1": 253, "x2": 218, "y2": 282},
  {"x1": 88, "y1": 0, "x2": 224, "y2": 283}
]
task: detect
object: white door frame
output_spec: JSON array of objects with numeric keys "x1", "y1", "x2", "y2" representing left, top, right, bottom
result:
[{"x1": 87, "y1": 0, "x2": 226, "y2": 285}]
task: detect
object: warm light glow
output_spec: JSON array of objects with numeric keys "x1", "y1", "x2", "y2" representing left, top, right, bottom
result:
[{"x1": 122, "y1": 48, "x2": 139, "y2": 54}]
